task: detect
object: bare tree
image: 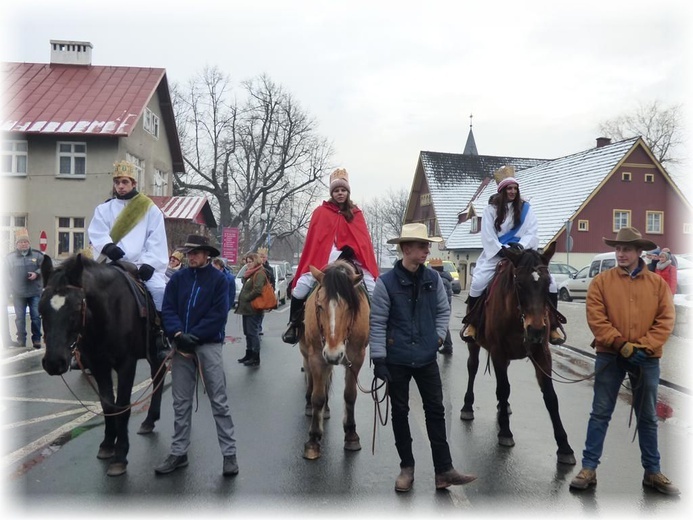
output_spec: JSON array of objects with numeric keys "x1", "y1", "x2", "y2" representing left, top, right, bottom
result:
[
  {"x1": 172, "y1": 68, "x2": 333, "y2": 253},
  {"x1": 361, "y1": 188, "x2": 409, "y2": 265},
  {"x1": 599, "y1": 100, "x2": 685, "y2": 167}
]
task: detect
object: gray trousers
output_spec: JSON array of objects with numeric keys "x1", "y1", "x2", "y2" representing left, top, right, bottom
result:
[{"x1": 170, "y1": 342, "x2": 237, "y2": 457}]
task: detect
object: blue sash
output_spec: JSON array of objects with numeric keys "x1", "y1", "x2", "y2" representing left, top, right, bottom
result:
[{"x1": 498, "y1": 202, "x2": 530, "y2": 245}]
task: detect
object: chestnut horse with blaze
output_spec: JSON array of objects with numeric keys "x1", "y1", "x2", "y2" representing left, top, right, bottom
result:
[
  {"x1": 460, "y1": 242, "x2": 576, "y2": 465},
  {"x1": 300, "y1": 260, "x2": 369, "y2": 460}
]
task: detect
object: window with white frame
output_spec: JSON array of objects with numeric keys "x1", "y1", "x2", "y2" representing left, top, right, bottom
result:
[
  {"x1": 621, "y1": 172, "x2": 631, "y2": 182},
  {"x1": 1, "y1": 140, "x2": 28, "y2": 176},
  {"x1": 578, "y1": 219, "x2": 589, "y2": 231},
  {"x1": 57, "y1": 142, "x2": 86, "y2": 176},
  {"x1": 645, "y1": 173, "x2": 655, "y2": 183},
  {"x1": 1, "y1": 214, "x2": 27, "y2": 254},
  {"x1": 143, "y1": 108, "x2": 160, "y2": 139},
  {"x1": 56, "y1": 217, "x2": 85, "y2": 256},
  {"x1": 613, "y1": 210, "x2": 631, "y2": 231},
  {"x1": 427, "y1": 219, "x2": 436, "y2": 237},
  {"x1": 646, "y1": 211, "x2": 663, "y2": 234},
  {"x1": 420, "y1": 193, "x2": 431, "y2": 206},
  {"x1": 470, "y1": 216, "x2": 480, "y2": 234},
  {"x1": 684, "y1": 223, "x2": 692, "y2": 234},
  {"x1": 153, "y1": 169, "x2": 166, "y2": 196},
  {"x1": 125, "y1": 153, "x2": 145, "y2": 186}
]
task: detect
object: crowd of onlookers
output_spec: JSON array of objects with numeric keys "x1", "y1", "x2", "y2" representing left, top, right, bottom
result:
[{"x1": 646, "y1": 247, "x2": 678, "y2": 295}]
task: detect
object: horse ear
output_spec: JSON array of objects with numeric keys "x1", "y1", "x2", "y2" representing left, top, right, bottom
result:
[
  {"x1": 41, "y1": 255, "x2": 54, "y2": 287},
  {"x1": 66, "y1": 254, "x2": 85, "y2": 287},
  {"x1": 351, "y1": 273, "x2": 363, "y2": 286},
  {"x1": 542, "y1": 242, "x2": 557, "y2": 264},
  {"x1": 309, "y1": 265, "x2": 325, "y2": 284}
]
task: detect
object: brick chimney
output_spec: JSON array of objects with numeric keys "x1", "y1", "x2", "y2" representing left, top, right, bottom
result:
[
  {"x1": 50, "y1": 40, "x2": 93, "y2": 66},
  {"x1": 596, "y1": 137, "x2": 612, "y2": 148}
]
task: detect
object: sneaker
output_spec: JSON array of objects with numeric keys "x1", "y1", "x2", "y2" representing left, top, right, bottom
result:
[
  {"x1": 32, "y1": 342, "x2": 42, "y2": 349},
  {"x1": 570, "y1": 468, "x2": 597, "y2": 490},
  {"x1": 223, "y1": 455, "x2": 239, "y2": 476},
  {"x1": 435, "y1": 468, "x2": 477, "y2": 489},
  {"x1": 438, "y1": 346, "x2": 453, "y2": 355},
  {"x1": 642, "y1": 472, "x2": 680, "y2": 495},
  {"x1": 154, "y1": 454, "x2": 188, "y2": 475},
  {"x1": 395, "y1": 466, "x2": 415, "y2": 492}
]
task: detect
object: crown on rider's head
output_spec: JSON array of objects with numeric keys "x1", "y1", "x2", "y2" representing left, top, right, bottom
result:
[
  {"x1": 257, "y1": 247, "x2": 268, "y2": 256},
  {"x1": 329, "y1": 168, "x2": 350, "y2": 194},
  {"x1": 493, "y1": 165, "x2": 519, "y2": 193},
  {"x1": 112, "y1": 160, "x2": 137, "y2": 181}
]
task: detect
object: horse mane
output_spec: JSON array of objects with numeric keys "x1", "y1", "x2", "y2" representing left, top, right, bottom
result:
[
  {"x1": 48, "y1": 254, "x2": 97, "y2": 288},
  {"x1": 321, "y1": 260, "x2": 362, "y2": 315},
  {"x1": 516, "y1": 248, "x2": 544, "y2": 268}
]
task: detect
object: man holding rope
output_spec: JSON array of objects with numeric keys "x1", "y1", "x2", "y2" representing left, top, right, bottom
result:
[{"x1": 569, "y1": 227, "x2": 678, "y2": 495}]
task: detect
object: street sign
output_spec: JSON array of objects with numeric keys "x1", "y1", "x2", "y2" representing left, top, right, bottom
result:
[
  {"x1": 39, "y1": 230, "x2": 47, "y2": 252},
  {"x1": 566, "y1": 236, "x2": 573, "y2": 252},
  {"x1": 221, "y1": 227, "x2": 239, "y2": 264}
]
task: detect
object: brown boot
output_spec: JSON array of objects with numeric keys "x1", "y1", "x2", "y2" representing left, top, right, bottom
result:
[
  {"x1": 395, "y1": 466, "x2": 415, "y2": 492},
  {"x1": 435, "y1": 468, "x2": 476, "y2": 489},
  {"x1": 549, "y1": 328, "x2": 565, "y2": 345},
  {"x1": 462, "y1": 324, "x2": 476, "y2": 341}
]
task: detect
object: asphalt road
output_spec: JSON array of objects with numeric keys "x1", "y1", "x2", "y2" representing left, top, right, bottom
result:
[{"x1": 2, "y1": 294, "x2": 691, "y2": 518}]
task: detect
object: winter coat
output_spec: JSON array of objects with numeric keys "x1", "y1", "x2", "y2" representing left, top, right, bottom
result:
[
  {"x1": 655, "y1": 263, "x2": 677, "y2": 294},
  {"x1": 5, "y1": 248, "x2": 44, "y2": 298},
  {"x1": 235, "y1": 268, "x2": 268, "y2": 316}
]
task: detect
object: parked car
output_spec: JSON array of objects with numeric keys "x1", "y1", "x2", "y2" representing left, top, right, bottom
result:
[
  {"x1": 234, "y1": 262, "x2": 287, "y2": 307},
  {"x1": 558, "y1": 252, "x2": 617, "y2": 301},
  {"x1": 674, "y1": 253, "x2": 693, "y2": 294},
  {"x1": 548, "y1": 263, "x2": 578, "y2": 285},
  {"x1": 425, "y1": 260, "x2": 461, "y2": 294}
]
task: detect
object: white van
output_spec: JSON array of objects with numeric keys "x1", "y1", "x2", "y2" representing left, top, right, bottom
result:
[{"x1": 558, "y1": 252, "x2": 617, "y2": 301}]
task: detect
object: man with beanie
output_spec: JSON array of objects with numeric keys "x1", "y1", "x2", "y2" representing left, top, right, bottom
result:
[
  {"x1": 283, "y1": 168, "x2": 378, "y2": 344},
  {"x1": 4, "y1": 228, "x2": 44, "y2": 348},
  {"x1": 155, "y1": 234, "x2": 238, "y2": 477}
]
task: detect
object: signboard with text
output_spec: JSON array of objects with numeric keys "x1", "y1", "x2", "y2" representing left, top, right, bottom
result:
[{"x1": 221, "y1": 227, "x2": 239, "y2": 265}]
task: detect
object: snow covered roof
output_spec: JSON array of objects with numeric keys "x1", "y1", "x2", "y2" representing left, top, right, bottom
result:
[{"x1": 445, "y1": 137, "x2": 640, "y2": 249}]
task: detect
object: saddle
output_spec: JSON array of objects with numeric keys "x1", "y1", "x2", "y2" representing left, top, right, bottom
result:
[{"x1": 110, "y1": 261, "x2": 158, "y2": 326}]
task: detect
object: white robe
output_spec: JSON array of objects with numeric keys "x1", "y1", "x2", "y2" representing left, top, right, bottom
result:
[
  {"x1": 88, "y1": 197, "x2": 169, "y2": 310},
  {"x1": 470, "y1": 202, "x2": 556, "y2": 297}
]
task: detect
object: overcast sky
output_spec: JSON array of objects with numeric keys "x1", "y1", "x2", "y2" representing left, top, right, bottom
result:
[{"x1": 2, "y1": 0, "x2": 690, "y2": 201}]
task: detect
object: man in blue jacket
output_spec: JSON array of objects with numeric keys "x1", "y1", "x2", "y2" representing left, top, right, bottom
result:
[
  {"x1": 154, "y1": 234, "x2": 238, "y2": 477},
  {"x1": 370, "y1": 223, "x2": 476, "y2": 493}
]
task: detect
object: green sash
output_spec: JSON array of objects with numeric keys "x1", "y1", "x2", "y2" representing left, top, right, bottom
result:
[{"x1": 110, "y1": 193, "x2": 154, "y2": 244}]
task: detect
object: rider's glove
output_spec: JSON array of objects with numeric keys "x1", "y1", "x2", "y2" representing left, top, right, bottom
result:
[{"x1": 102, "y1": 243, "x2": 125, "y2": 261}]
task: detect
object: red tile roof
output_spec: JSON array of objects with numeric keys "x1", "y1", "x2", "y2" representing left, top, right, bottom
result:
[
  {"x1": 150, "y1": 196, "x2": 218, "y2": 228},
  {"x1": 1, "y1": 62, "x2": 165, "y2": 136}
]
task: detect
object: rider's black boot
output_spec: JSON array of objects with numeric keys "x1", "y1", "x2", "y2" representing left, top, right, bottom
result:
[{"x1": 282, "y1": 296, "x2": 306, "y2": 344}]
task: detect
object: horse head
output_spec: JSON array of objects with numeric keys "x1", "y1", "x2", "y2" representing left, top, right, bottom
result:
[
  {"x1": 505, "y1": 241, "x2": 556, "y2": 344},
  {"x1": 40, "y1": 254, "x2": 89, "y2": 375},
  {"x1": 309, "y1": 260, "x2": 363, "y2": 365}
]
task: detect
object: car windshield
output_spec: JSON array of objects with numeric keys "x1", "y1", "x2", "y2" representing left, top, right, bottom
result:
[{"x1": 444, "y1": 263, "x2": 456, "y2": 273}]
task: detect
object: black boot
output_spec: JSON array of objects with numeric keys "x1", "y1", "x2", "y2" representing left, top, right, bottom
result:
[
  {"x1": 461, "y1": 296, "x2": 479, "y2": 342},
  {"x1": 548, "y1": 292, "x2": 565, "y2": 345},
  {"x1": 243, "y1": 350, "x2": 260, "y2": 367},
  {"x1": 282, "y1": 297, "x2": 306, "y2": 344},
  {"x1": 237, "y1": 349, "x2": 252, "y2": 363}
]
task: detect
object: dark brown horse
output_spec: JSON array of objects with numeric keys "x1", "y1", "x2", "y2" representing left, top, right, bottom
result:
[
  {"x1": 39, "y1": 254, "x2": 166, "y2": 476},
  {"x1": 460, "y1": 242, "x2": 576, "y2": 465},
  {"x1": 300, "y1": 260, "x2": 369, "y2": 460}
]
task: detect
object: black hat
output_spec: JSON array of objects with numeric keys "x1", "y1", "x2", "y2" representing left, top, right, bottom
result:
[{"x1": 180, "y1": 234, "x2": 220, "y2": 257}]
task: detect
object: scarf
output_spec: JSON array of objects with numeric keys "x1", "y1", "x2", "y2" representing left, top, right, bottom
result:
[
  {"x1": 110, "y1": 192, "x2": 154, "y2": 244},
  {"x1": 244, "y1": 264, "x2": 263, "y2": 279}
]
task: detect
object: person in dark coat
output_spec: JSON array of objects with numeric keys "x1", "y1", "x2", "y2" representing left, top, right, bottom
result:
[{"x1": 429, "y1": 258, "x2": 454, "y2": 355}]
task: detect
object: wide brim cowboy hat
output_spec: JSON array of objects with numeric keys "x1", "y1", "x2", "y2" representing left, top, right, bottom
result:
[
  {"x1": 603, "y1": 227, "x2": 657, "y2": 251},
  {"x1": 180, "y1": 234, "x2": 221, "y2": 257},
  {"x1": 387, "y1": 223, "x2": 443, "y2": 244}
]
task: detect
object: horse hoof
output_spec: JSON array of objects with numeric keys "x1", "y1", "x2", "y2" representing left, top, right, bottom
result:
[
  {"x1": 106, "y1": 462, "x2": 127, "y2": 477},
  {"x1": 498, "y1": 436, "x2": 515, "y2": 447},
  {"x1": 305, "y1": 406, "x2": 313, "y2": 417},
  {"x1": 303, "y1": 444, "x2": 321, "y2": 460},
  {"x1": 97, "y1": 447, "x2": 115, "y2": 459},
  {"x1": 344, "y1": 441, "x2": 361, "y2": 451},
  {"x1": 460, "y1": 410, "x2": 474, "y2": 421},
  {"x1": 557, "y1": 452, "x2": 577, "y2": 465},
  {"x1": 137, "y1": 422, "x2": 155, "y2": 435},
  {"x1": 323, "y1": 408, "x2": 330, "y2": 420}
]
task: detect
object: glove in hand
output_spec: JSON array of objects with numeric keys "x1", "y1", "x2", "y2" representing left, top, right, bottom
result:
[
  {"x1": 508, "y1": 242, "x2": 525, "y2": 253},
  {"x1": 102, "y1": 243, "x2": 125, "y2": 261},
  {"x1": 373, "y1": 359, "x2": 391, "y2": 383},
  {"x1": 497, "y1": 248, "x2": 507, "y2": 258},
  {"x1": 629, "y1": 348, "x2": 649, "y2": 366},
  {"x1": 138, "y1": 263, "x2": 155, "y2": 281},
  {"x1": 174, "y1": 333, "x2": 200, "y2": 354}
]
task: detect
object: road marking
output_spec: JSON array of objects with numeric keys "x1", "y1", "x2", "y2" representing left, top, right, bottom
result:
[
  {"x1": 0, "y1": 396, "x2": 98, "y2": 405},
  {"x1": 1, "y1": 369, "x2": 46, "y2": 379},
  {"x1": 2, "y1": 408, "x2": 90, "y2": 431},
  {"x1": 0, "y1": 349, "x2": 43, "y2": 365}
]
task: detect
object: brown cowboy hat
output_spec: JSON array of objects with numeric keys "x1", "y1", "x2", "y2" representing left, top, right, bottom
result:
[
  {"x1": 180, "y1": 234, "x2": 220, "y2": 257},
  {"x1": 603, "y1": 227, "x2": 657, "y2": 251},
  {"x1": 387, "y1": 223, "x2": 443, "y2": 245}
]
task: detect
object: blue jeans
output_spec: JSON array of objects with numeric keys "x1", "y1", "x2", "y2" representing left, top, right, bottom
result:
[
  {"x1": 582, "y1": 352, "x2": 661, "y2": 473},
  {"x1": 242, "y1": 314, "x2": 263, "y2": 353},
  {"x1": 388, "y1": 361, "x2": 453, "y2": 473},
  {"x1": 13, "y1": 295, "x2": 41, "y2": 344}
]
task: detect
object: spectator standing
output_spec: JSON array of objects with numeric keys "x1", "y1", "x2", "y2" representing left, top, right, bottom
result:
[
  {"x1": 645, "y1": 248, "x2": 660, "y2": 272},
  {"x1": 4, "y1": 228, "x2": 44, "y2": 348},
  {"x1": 212, "y1": 258, "x2": 236, "y2": 310},
  {"x1": 166, "y1": 251, "x2": 184, "y2": 280},
  {"x1": 429, "y1": 258, "x2": 453, "y2": 355},
  {"x1": 569, "y1": 227, "x2": 678, "y2": 495},
  {"x1": 655, "y1": 250, "x2": 677, "y2": 294},
  {"x1": 235, "y1": 253, "x2": 268, "y2": 367},
  {"x1": 369, "y1": 223, "x2": 476, "y2": 492},
  {"x1": 154, "y1": 234, "x2": 238, "y2": 477}
]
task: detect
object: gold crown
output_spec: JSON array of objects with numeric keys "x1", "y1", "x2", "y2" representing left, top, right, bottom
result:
[
  {"x1": 112, "y1": 160, "x2": 137, "y2": 181},
  {"x1": 428, "y1": 258, "x2": 443, "y2": 267},
  {"x1": 493, "y1": 165, "x2": 515, "y2": 185},
  {"x1": 257, "y1": 247, "x2": 268, "y2": 255},
  {"x1": 330, "y1": 168, "x2": 349, "y2": 184}
]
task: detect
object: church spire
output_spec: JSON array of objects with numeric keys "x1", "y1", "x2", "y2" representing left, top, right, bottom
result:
[{"x1": 463, "y1": 113, "x2": 478, "y2": 155}]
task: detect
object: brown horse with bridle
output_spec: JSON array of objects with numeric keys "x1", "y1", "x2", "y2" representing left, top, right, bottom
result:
[
  {"x1": 300, "y1": 260, "x2": 370, "y2": 460},
  {"x1": 460, "y1": 242, "x2": 576, "y2": 465}
]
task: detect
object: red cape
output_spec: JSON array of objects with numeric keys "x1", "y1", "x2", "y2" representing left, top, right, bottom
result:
[{"x1": 291, "y1": 201, "x2": 379, "y2": 288}]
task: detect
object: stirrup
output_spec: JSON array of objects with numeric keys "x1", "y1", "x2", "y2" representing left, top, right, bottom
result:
[
  {"x1": 461, "y1": 324, "x2": 476, "y2": 343},
  {"x1": 549, "y1": 328, "x2": 565, "y2": 345},
  {"x1": 282, "y1": 326, "x2": 299, "y2": 345}
]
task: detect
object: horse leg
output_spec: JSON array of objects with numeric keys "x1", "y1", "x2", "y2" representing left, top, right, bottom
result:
[
  {"x1": 492, "y1": 357, "x2": 514, "y2": 447},
  {"x1": 304, "y1": 364, "x2": 328, "y2": 460},
  {"x1": 106, "y1": 363, "x2": 137, "y2": 476},
  {"x1": 460, "y1": 342, "x2": 480, "y2": 420},
  {"x1": 304, "y1": 358, "x2": 314, "y2": 417},
  {"x1": 94, "y1": 369, "x2": 117, "y2": 461},
  {"x1": 343, "y1": 359, "x2": 363, "y2": 452},
  {"x1": 138, "y1": 358, "x2": 166, "y2": 435},
  {"x1": 533, "y1": 357, "x2": 576, "y2": 465}
]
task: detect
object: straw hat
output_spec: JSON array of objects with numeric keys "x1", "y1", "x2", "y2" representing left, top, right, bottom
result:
[
  {"x1": 387, "y1": 223, "x2": 443, "y2": 244},
  {"x1": 602, "y1": 227, "x2": 657, "y2": 251},
  {"x1": 170, "y1": 251, "x2": 184, "y2": 262},
  {"x1": 493, "y1": 165, "x2": 519, "y2": 193}
]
